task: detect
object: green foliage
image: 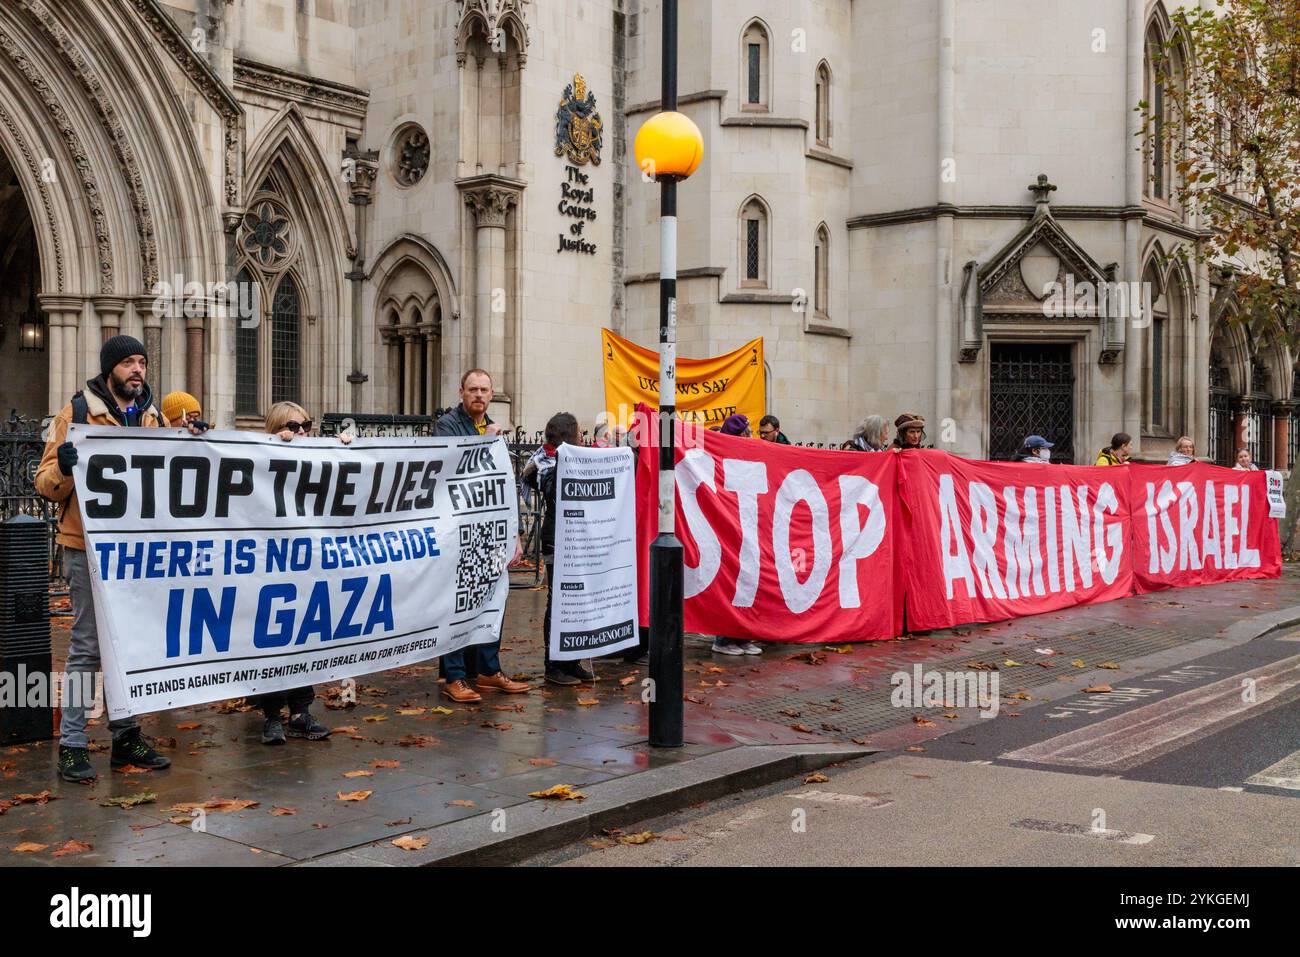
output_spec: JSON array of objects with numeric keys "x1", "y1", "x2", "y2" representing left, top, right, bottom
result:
[{"x1": 1145, "y1": 0, "x2": 1300, "y2": 349}]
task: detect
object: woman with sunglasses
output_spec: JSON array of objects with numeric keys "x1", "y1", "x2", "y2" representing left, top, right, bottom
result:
[{"x1": 255, "y1": 401, "x2": 352, "y2": 745}]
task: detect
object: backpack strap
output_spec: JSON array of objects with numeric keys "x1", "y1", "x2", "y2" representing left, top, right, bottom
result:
[{"x1": 71, "y1": 392, "x2": 89, "y2": 425}]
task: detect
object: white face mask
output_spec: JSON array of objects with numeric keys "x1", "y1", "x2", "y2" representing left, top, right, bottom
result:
[{"x1": 1036, "y1": 447, "x2": 1051, "y2": 460}]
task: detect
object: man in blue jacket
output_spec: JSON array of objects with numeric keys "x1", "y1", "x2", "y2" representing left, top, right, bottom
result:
[{"x1": 437, "y1": 369, "x2": 530, "y2": 702}]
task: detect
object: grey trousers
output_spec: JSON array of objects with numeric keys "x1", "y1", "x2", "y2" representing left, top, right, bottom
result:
[{"x1": 60, "y1": 548, "x2": 138, "y2": 749}]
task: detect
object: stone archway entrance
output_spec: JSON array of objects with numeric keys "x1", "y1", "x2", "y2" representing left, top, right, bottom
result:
[{"x1": 0, "y1": 146, "x2": 46, "y2": 421}]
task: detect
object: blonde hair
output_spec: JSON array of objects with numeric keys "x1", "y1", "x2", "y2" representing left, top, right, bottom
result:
[{"x1": 265, "y1": 401, "x2": 310, "y2": 435}]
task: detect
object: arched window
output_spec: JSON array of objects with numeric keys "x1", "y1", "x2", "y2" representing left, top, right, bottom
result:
[
  {"x1": 742, "y1": 20, "x2": 770, "y2": 111},
  {"x1": 235, "y1": 267, "x2": 261, "y2": 417},
  {"x1": 407, "y1": 306, "x2": 430, "y2": 416},
  {"x1": 1144, "y1": 257, "x2": 1191, "y2": 439},
  {"x1": 1142, "y1": 261, "x2": 1170, "y2": 432},
  {"x1": 271, "y1": 273, "x2": 301, "y2": 405},
  {"x1": 1145, "y1": 22, "x2": 1166, "y2": 199},
  {"x1": 374, "y1": 245, "x2": 444, "y2": 416},
  {"x1": 815, "y1": 62, "x2": 831, "y2": 146},
  {"x1": 1144, "y1": 9, "x2": 1184, "y2": 203},
  {"x1": 814, "y1": 225, "x2": 830, "y2": 317},
  {"x1": 739, "y1": 197, "x2": 769, "y2": 288}
]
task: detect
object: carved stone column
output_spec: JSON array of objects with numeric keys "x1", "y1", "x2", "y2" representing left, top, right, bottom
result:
[
  {"x1": 1272, "y1": 401, "x2": 1293, "y2": 471},
  {"x1": 135, "y1": 294, "x2": 164, "y2": 395},
  {"x1": 187, "y1": 310, "x2": 206, "y2": 407},
  {"x1": 45, "y1": 313, "x2": 64, "y2": 417},
  {"x1": 345, "y1": 147, "x2": 380, "y2": 411},
  {"x1": 92, "y1": 297, "x2": 126, "y2": 344},
  {"x1": 462, "y1": 183, "x2": 519, "y2": 400},
  {"x1": 80, "y1": 298, "x2": 99, "y2": 385},
  {"x1": 401, "y1": 327, "x2": 419, "y2": 414},
  {"x1": 1233, "y1": 398, "x2": 1250, "y2": 460},
  {"x1": 40, "y1": 296, "x2": 84, "y2": 403},
  {"x1": 420, "y1": 318, "x2": 439, "y2": 414}
]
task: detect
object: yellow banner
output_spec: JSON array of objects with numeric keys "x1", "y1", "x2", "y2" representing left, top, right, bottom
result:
[{"x1": 601, "y1": 328, "x2": 765, "y2": 429}]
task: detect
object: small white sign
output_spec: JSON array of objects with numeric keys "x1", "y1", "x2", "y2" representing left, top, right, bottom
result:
[
  {"x1": 549, "y1": 445, "x2": 639, "y2": 661},
  {"x1": 1265, "y1": 469, "x2": 1286, "y2": 519}
]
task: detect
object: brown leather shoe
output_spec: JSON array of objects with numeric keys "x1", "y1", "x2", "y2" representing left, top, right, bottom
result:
[
  {"x1": 441, "y1": 679, "x2": 482, "y2": 703},
  {"x1": 476, "y1": 671, "x2": 531, "y2": 694}
]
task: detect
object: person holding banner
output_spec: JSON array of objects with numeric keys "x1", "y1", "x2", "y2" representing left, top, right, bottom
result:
[
  {"x1": 1234, "y1": 448, "x2": 1259, "y2": 471},
  {"x1": 892, "y1": 413, "x2": 928, "y2": 450},
  {"x1": 254, "y1": 401, "x2": 352, "y2": 745},
  {"x1": 843, "y1": 415, "x2": 889, "y2": 452},
  {"x1": 758, "y1": 415, "x2": 791, "y2": 444},
  {"x1": 1017, "y1": 435, "x2": 1054, "y2": 463},
  {"x1": 1095, "y1": 432, "x2": 1132, "y2": 466},
  {"x1": 719, "y1": 414, "x2": 752, "y2": 437},
  {"x1": 1167, "y1": 436, "x2": 1196, "y2": 466},
  {"x1": 436, "y1": 369, "x2": 530, "y2": 702},
  {"x1": 528, "y1": 412, "x2": 597, "y2": 685},
  {"x1": 161, "y1": 391, "x2": 205, "y2": 429},
  {"x1": 37, "y1": 336, "x2": 204, "y2": 782}
]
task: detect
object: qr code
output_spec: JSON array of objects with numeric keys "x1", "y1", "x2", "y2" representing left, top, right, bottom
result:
[{"x1": 455, "y1": 519, "x2": 509, "y2": 613}]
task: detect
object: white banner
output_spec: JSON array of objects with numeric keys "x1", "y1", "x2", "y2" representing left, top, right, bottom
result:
[
  {"x1": 549, "y1": 445, "x2": 639, "y2": 661},
  {"x1": 69, "y1": 425, "x2": 517, "y2": 718}
]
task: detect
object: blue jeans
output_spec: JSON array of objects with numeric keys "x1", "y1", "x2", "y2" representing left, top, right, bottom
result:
[
  {"x1": 441, "y1": 641, "x2": 502, "y2": 683},
  {"x1": 60, "y1": 548, "x2": 139, "y2": 748}
]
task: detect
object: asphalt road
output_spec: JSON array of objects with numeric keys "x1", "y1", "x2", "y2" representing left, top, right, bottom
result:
[{"x1": 531, "y1": 628, "x2": 1300, "y2": 867}]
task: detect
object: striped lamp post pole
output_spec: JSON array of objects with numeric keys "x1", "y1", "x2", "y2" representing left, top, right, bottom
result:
[{"x1": 634, "y1": 0, "x2": 703, "y2": 749}]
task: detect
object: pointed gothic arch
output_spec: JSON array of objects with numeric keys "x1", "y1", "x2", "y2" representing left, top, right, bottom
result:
[
  {"x1": 369, "y1": 235, "x2": 459, "y2": 415},
  {"x1": 1144, "y1": 2, "x2": 1189, "y2": 204},
  {"x1": 741, "y1": 18, "x2": 772, "y2": 111},
  {"x1": 739, "y1": 194, "x2": 771, "y2": 289},
  {"x1": 241, "y1": 104, "x2": 355, "y2": 417},
  {"x1": 0, "y1": 0, "x2": 227, "y2": 419},
  {"x1": 815, "y1": 60, "x2": 832, "y2": 146},
  {"x1": 814, "y1": 222, "x2": 830, "y2": 318}
]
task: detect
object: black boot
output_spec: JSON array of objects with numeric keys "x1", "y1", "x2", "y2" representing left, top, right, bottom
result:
[
  {"x1": 57, "y1": 746, "x2": 96, "y2": 782},
  {"x1": 286, "y1": 711, "x2": 331, "y2": 740},
  {"x1": 110, "y1": 730, "x2": 171, "y2": 770}
]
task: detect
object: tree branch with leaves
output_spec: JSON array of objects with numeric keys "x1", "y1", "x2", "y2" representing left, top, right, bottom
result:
[{"x1": 1146, "y1": 0, "x2": 1300, "y2": 345}]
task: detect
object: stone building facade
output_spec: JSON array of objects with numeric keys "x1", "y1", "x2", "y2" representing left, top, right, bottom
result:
[{"x1": 0, "y1": 0, "x2": 1290, "y2": 466}]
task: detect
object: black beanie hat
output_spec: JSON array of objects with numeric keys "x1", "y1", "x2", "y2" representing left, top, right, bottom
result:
[{"x1": 101, "y1": 335, "x2": 147, "y2": 378}]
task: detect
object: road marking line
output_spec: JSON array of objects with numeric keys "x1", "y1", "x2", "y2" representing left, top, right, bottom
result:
[
  {"x1": 1001, "y1": 656, "x2": 1300, "y2": 771},
  {"x1": 1219, "y1": 786, "x2": 1244, "y2": 792},
  {"x1": 1245, "y1": 749, "x2": 1300, "y2": 791},
  {"x1": 786, "y1": 791, "x2": 893, "y2": 808},
  {"x1": 969, "y1": 760, "x2": 993, "y2": 765},
  {"x1": 1011, "y1": 818, "x2": 1154, "y2": 845}
]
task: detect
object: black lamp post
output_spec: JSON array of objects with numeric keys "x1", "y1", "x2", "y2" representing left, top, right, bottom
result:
[{"x1": 633, "y1": 0, "x2": 703, "y2": 749}]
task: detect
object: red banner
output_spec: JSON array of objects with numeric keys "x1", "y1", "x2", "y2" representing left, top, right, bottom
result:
[
  {"x1": 897, "y1": 451, "x2": 1134, "y2": 630},
  {"x1": 631, "y1": 418, "x2": 1282, "y2": 641},
  {"x1": 1128, "y1": 463, "x2": 1280, "y2": 593},
  {"x1": 635, "y1": 420, "x2": 899, "y2": 642}
]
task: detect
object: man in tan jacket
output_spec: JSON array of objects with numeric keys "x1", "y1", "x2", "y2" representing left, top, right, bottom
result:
[{"x1": 37, "y1": 335, "x2": 204, "y2": 781}]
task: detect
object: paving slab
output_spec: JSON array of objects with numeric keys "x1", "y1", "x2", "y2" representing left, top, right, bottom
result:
[{"x1": 3, "y1": 566, "x2": 1297, "y2": 866}]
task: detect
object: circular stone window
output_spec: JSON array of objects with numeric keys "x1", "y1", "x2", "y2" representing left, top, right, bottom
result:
[
  {"x1": 239, "y1": 197, "x2": 297, "y2": 271},
  {"x1": 392, "y1": 124, "x2": 430, "y2": 187}
]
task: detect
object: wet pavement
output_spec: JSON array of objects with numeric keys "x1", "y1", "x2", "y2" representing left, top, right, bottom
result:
[{"x1": 2, "y1": 566, "x2": 1298, "y2": 865}]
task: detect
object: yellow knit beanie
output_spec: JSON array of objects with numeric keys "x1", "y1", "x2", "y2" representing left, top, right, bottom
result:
[{"x1": 162, "y1": 391, "x2": 201, "y2": 425}]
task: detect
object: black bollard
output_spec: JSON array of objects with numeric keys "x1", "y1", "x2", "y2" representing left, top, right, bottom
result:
[{"x1": 0, "y1": 515, "x2": 54, "y2": 744}]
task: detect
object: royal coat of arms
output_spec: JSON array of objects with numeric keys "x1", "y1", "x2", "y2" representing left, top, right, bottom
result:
[{"x1": 555, "y1": 72, "x2": 603, "y2": 166}]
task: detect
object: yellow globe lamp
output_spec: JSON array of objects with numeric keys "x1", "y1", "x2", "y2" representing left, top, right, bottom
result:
[{"x1": 634, "y1": 110, "x2": 704, "y2": 180}]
